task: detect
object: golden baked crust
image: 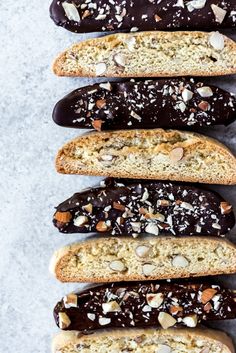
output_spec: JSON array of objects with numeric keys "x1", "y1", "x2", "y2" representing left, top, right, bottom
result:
[
  {"x1": 55, "y1": 129, "x2": 236, "y2": 185},
  {"x1": 53, "y1": 31, "x2": 236, "y2": 77}
]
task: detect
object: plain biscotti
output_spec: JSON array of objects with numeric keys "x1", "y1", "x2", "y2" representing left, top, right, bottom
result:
[
  {"x1": 55, "y1": 129, "x2": 236, "y2": 185},
  {"x1": 53, "y1": 31, "x2": 236, "y2": 77},
  {"x1": 49, "y1": 236, "x2": 236, "y2": 282},
  {"x1": 52, "y1": 328, "x2": 235, "y2": 353}
]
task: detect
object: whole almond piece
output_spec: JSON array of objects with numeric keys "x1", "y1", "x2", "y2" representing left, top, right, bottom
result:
[
  {"x1": 220, "y1": 201, "x2": 232, "y2": 215},
  {"x1": 92, "y1": 119, "x2": 103, "y2": 131},
  {"x1": 182, "y1": 314, "x2": 198, "y2": 327},
  {"x1": 172, "y1": 255, "x2": 189, "y2": 268},
  {"x1": 58, "y1": 312, "x2": 71, "y2": 329},
  {"x1": 73, "y1": 215, "x2": 88, "y2": 227},
  {"x1": 142, "y1": 263, "x2": 156, "y2": 276},
  {"x1": 198, "y1": 101, "x2": 210, "y2": 111},
  {"x1": 146, "y1": 293, "x2": 164, "y2": 308},
  {"x1": 135, "y1": 245, "x2": 151, "y2": 258},
  {"x1": 54, "y1": 211, "x2": 72, "y2": 223},
  {"x1": 158, "y1": 312, "x2": 177, "y2": 329},
  {"x1": 96, "y1": 221, "x2": 108, "y2": 232},
  {"x1": 109, "y1": 260, "x2": 126, "y2": 272},
  {"x1": 201, "y1": 288, "x2": 217, "y2": 304},
  {"x1": 169, "y1": 147, "x2": 184, "y2": 162},
  {"x1": 83, "y1": 203, "x2": 93, "y2": 213}
]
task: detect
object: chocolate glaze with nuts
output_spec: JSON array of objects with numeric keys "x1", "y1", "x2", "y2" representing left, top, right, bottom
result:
[
  {"x1": 54, "y1": 281, "x2": 236, "y2": 331},
  {"x1": 52, "y1": 79, "x2": 236, "y2": 130},
  {"x1": 53, "y1": 178, "x2": 235, "y2": 237},
  {"x1": 50, "y1": 0, "x2": 236, "y2": 33}
]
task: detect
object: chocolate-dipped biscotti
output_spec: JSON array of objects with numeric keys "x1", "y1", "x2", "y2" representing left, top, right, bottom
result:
[
  {"x1": 55, "y1": 129, "x2": 236, "y2": 185},
  {"x1": 53, "y1": 31, "x2": 236, "y2": 77},
  {"x1": 50, "y1": 237, "x2": 236, "y2": 282},
  {"x1": 53, "y1": 179, "x2": 235, "y2": 237},
  {"x1": 53, "y1": 79, "x2": 236, "y2": 130},
  {"x1": 52, "y1": 328, "x2": 235, "y2": 353},
  {"x1": 54, "y1": 282, "x2": 236, "y2": 331},
  {"x1": 50, "y1": 0, "x2": 236, "y2": 33}
]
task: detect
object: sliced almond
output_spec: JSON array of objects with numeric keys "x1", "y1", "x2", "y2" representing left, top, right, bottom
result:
[
  {"x1": 146, "y1": 293, "x2": 164, "y2": 308},
  {"x1": 58, "y1": 312, "x2": 71, "y2": 329},
  {"x1": 102, "y1": 300, "x2": 121, "y2": 313},
  {"x1": 62, "y1": 2, "x2": 81, "y2": 21},
  {"x1": 73, "y1": 215, "x2": 88, "y2": 227},
  {"x1": 197, "y1": 87, "x2": 213, "y2": 98},
  {"x1": 208, "y1": 31, "x2": 225, "y2": 51},
  {"x1": 83, "y1": 203, "x2": 93, "y2": 213},
  {"x1": 182, "y1": 314, "x2": 198, "y2": 327},
  {"x1": 92, "y1": 119, "x2": 103, "y2": 131},
  {"x1": 169, "y1": 305, "x2": 183, "y2": 315},
  {"x1": 109, "y1": 260, "x2": 126, "y2": 272},
  {"x1": 154, "y1": 14, "x2": 162, "y2": 22},
  {"x1": 220, "y1": 201, "x2": 232, "y2": 215},
  {"x1": 169, "y1": 147, "x2": 184, "y2": 162},
  {"x1": 54, "y1": 211, "x2": 72, "y2": 223},
  {"x1": 82, "y1": 9, "x2": 91, "y2": 19},
  {"x1": 63, "y1": 293, "x2": 77, "y2": 308},
  {"x1": 158, "y1": 312, "x2": 177, "y2": 329},
  {"x1": 201, "y1": 288, "x2": 217, "y2": 304},
  {"x1": 99, "y1": 82, "x2": 112, "y2": 91},
  {"x1": 96, "y1": 99, "x2": 106, "y2": 109},
  {"x1": 135, "y1": 245, "x2": 151, "y2": 258},
  {"x1": 95, "y1": 62, "x2": 107, "y2": 76},
  {"x1": 113, "y1": 53, "x2": 126, "y2": 67},
  {"x1": 98, "y1": 317, "x2": 111, "y2": 326},
  {"x1": 96, "y1": 221, "x2": 108, "y2": 232},
  {"x1": 145, "y1": 223, "x2": 159, "y2": 236},
  {"x1": 172, "y1": 255, "x2": 189, "y2": 268},
  {"x1": 211, "y1": 4, "x2": 227, "y2": 24},
  {"x1": 182, "y1": 88, "x2": 193, "y2": 102},
  {"x1": 113, "y1": 201, "x2": 126, "y2": 211},
  {"x1": 142, "y1": 263, "x2": 156, "y2": 276},
  {"x1": 198, "y1": 100, "x2": 210, "y2": 111}
]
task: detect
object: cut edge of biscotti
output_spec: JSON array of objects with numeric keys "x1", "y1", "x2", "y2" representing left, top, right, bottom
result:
[
  {"x1": 53, "y1": 31, "x2": 236, "y2": 77},
  {"x1": 55, "y1": 129, "x2": 236, "y2": 185},
  {"x1": 52, "y1": 328, "x2": 235, "y2": 353},
  {"x1": 49, "y1": 236, "x2": 236, "y2": 283}
]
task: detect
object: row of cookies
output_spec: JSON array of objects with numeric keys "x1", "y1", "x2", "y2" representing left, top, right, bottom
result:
[{"x1": 49, "y1": 1, "x2": 236, "y2": 352}]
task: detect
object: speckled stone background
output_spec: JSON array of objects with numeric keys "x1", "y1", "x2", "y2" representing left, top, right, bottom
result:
[{"x1": 0, "y1": 1, "x2": 236, "y2": 352}]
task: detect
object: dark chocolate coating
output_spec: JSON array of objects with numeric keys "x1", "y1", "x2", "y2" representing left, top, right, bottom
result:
[
  {"x1": 53, "y1": 178, "x2": 235, "y2": 237},
  {"x1": 50, "y1": 0, "x2": 236, "y2": 33},
  {"x1": 52, "y1": 79, "x2": 236, "y2": 130},
  {"x1": 54, "y1": 281, "x2": 236, "y2": 331}
]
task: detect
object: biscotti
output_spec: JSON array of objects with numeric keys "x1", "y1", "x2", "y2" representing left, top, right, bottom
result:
[
  {"x1": 52, "y1": 79, "x2": 236, "y2": 130},
  {"x1": 50, "y1": 0, "x2": 236, "y2": 33},
  {"x1": 54, "y1": 281, "x2": 236, "y2": 331},
  {"x1": 52, "y1": 328, "x2": 235, "y2": 353},
  {"x1": 50, "y1": 237, "x2": 236, "y2": 282},
  {"x1": 53, "y1": 178, "x2": 235, "y2": 237},
  {"x1": 53, "y1": 31, "x2": 236, "y2": 77},
  {"x1": 55, "y1": 129, "x2": 236, "y2": 185}
]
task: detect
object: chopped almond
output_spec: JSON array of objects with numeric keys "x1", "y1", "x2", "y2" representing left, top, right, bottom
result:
[{"x1": 54, "y1": 211, "x2": 72, "y2": 223}]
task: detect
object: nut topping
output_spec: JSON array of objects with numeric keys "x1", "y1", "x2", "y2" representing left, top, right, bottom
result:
[
  {"x1": 63, "y1": 293, "x2": 77, "y2": 308},
  {"x1": 142, "y1": 263, "x2": 156, "y2": 276},
  {"x1": 96, "y1": 99, "x2": 106, "y2": 109},
  {"x1": 96, "y1": 221, "x2": 108, "y2": 232},
  {"x1": 62, "y1": 2, "x2": 81, "y2": 22},
  {"x1": 201, "y1": 288, "x2": 217, "y2": 304},
  {"x1": 58, "y1": 312, "x2": 71, "y2": 329},
  {"x1": 146, "y1": 293, "x2": 164, "y2": 308},
  {"x1": 113, "y1": 201, "x2": 126, "y2": 211},
  {"x1": 198, "y1": 101, "x2": 210, "y2": 111},
  {"x1": 158, "y1": 312, "x2": 177, "y2": 329},
  {"x1": 54, "y1": 211, "x2": 72, "y2": 223},
  {"x1": 197, "y1": 86, "x2": 213, "y2": 98},
  {"x1": 157, "y1": 345, "x2": 172, "y2": 353},
  {"x1": 172, "y1": 255, "x2": 189, "y2": 268},
  {"x1": 220, "y1": 202, "x2": 232, "y2": 215},
  {"x1": 169, "y1": 147, "x2": 184, "y2": 162},
  {"x1": 182, "y1": 314, "x2": 198, "y2": 327},
  {"x1": 73, "y1": 215, "x2": 88, "y2": 227},
  {"x1": 98, "y1": 317, "x2": 111, "y2": 326},
  {"x1": 145, "y1": 223, "x2": 159, "y2": 235},
  {"x1": 211, "y1": 4, "x2": 227, "y2": 24},
  {"x1": 109, "y1": 260, "x2": 127, "y2": 272},
  {"x1": 87, "y1": 313, "x2": 95, "y2": 321},
  {"x1": 92, "y1": 119, "x2": 103, "y2": 131},
  {"x1": 135, "y1": 245, "x2": 151, "y2": 258},
  {"x1": 102, "y1": 300, "x2": 121, "y2": 313},
  {"x1": 83, "y1": 203, "x2": 93, "y2": 213},
  {"x1": 169, "y1": 305, "x2": 183, "y2": 315},
  {"x1": 182, "y1": 88, "x2": 193, "y2": 102},
  {"x1": 154, "y1": 14, "x2": 162, "y2": 22},
  {"x1": 95, "y1": 62, "x2": 107, "y2": 76}
]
